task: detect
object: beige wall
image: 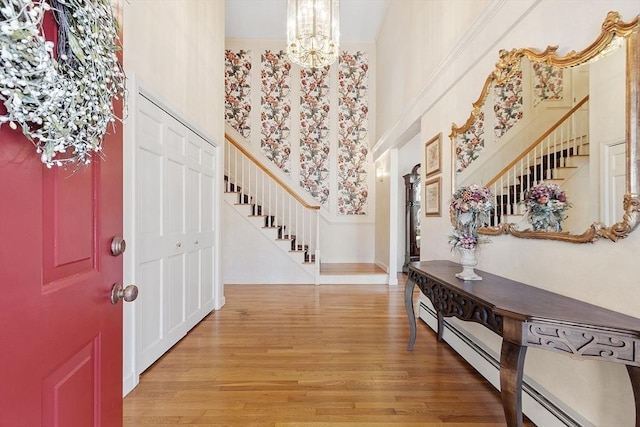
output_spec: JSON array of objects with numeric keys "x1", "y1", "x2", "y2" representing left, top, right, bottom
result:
[
  {"x1": 375, "y1": 0, "x2": 640, "y2": 425},
  {"x1": 375, "y1": 0, "x2": 490, "y2": 142},
  {"x1": 123, "y1": 0, "x2": 225, "y2": 140}
]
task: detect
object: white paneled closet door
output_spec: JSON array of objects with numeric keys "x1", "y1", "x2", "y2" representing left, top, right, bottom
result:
[
  {"x1": 185, "y1": 131, "x2": 216, "y2": 330},
  {"x1": 135, "y1": 95, "x2": 217, "y2": 373}
]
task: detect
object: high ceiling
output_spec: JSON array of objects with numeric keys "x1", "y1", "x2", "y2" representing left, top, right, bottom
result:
[{"x1": 225, "y1": 0, "x2": 388, "y2": 42}]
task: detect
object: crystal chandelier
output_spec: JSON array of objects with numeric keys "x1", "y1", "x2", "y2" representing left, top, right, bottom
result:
[{"x1": 287, "y1": 0, "x2": 340, "y2": 68}]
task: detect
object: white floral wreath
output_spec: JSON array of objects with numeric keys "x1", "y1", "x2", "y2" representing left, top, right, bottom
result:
[{"x1": 0, "y1": 0, "x2": 126, "y2": 167}]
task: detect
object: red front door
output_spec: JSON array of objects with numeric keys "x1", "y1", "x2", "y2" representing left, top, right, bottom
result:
[{"x1": 0, "y1": 31, "x2": 124, "y2": 427}]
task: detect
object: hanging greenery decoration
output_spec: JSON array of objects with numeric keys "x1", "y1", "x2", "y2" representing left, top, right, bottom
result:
[{"x1": 0, "y1": 0, "x2": 126, "y2": 167}]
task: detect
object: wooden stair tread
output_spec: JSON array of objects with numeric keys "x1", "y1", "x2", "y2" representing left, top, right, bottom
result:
[{"x1": 320, "y1": 263, "x2": 386, "y2": 275}]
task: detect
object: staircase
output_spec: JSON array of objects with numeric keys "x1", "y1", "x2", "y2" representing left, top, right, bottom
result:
[
  {"x1": 486, "y1": 96, "x2": 590, "y2": 225},
  {"x1": 491, "y1": 138, "x2": 589, "y2": 222},
  {"x1": 224, "y1": 131, "x2": 388, "y2": 285},
  {"x1": 224, "y1": 177, "x2": 317, "y2": 265}
]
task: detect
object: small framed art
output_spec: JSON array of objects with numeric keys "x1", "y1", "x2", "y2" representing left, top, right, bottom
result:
[
  {"x1": 424, "y1": 177, "x2": 441, "y2": 217},
  {"x1": 424, "y1": 133, "x2": 442, "y2": 178}
]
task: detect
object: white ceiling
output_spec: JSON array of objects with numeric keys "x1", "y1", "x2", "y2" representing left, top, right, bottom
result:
[{"x1": 225, "y1": 0, "x2": 388, "y2": 42}]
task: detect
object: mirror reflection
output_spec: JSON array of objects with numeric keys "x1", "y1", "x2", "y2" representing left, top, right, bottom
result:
[{"x1": 449, "y1": 11, "x2": 639, "y2": 243}]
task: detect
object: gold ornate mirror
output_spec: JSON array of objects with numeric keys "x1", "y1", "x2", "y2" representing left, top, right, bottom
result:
[{"x1": 450, "y1": 11, "x2": 639, "y2": 243}]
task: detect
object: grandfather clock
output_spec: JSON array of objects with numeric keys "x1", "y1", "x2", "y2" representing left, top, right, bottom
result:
[{"x1": 403, "y1": 164, "x2": 421, "y2": 273}]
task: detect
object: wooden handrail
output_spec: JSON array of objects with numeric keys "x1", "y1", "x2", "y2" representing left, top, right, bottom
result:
[
  {"x1": 225, "y1": 133, "x2": 321, "y2": 210},
  {"x1": 485, "y1": 95, "x2": 589, "y2": 188}
]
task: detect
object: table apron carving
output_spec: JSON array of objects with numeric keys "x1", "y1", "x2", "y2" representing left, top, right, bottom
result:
[
  {"x1": 408, "y1": 267, "x2": 503, "y2": 336},
  {"x1": 526, "y1": 321, "x2": 640, "y2": 365}
]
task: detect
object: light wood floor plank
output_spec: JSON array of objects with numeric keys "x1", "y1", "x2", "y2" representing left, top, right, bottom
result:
[{"x1": 124, "y1": 282, "x2": 535, "y2": 426}]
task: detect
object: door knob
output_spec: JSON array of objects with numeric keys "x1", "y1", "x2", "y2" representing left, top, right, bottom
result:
[
  {"x1": 110, "y1": 283, "x2": 138, "y2": 305},
  {"x1": 111, "y1": 236, "x2": 126, "y2": 256}
]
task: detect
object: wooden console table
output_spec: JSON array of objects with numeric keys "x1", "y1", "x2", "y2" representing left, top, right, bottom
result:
[{"x1": 404, "y1": 260, "x2": 640, "y2": 427}]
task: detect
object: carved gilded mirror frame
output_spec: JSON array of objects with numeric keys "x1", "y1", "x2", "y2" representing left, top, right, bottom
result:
[{"x1": 449, "y1": 11, "x2": 639, "y2": 243}]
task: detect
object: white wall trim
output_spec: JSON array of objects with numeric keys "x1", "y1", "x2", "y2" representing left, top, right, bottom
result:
[{"x1": 122, "y1": 73, "x2": 139, "y2": 397}]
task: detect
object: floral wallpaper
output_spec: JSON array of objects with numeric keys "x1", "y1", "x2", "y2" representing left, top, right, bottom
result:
[
  {"x1": 493, "y1": 70, "x2": 523, "y2": 139},
  {"x1": 337, "y1": 52, "x2": 369, "y2": 215},
  {"x1": 299, "y1": 65, "x2": 331, "y2": 205},
  {"x1": 224, "y1": 49, "x2": 252, "y2": 138},
  {"x1": 261, "y1": 50, "x2": 292, "y2": 173},
  {"x1": 223, "y1": 46, "x2": 371, "y2": 217},
  {"x1": 455, "y1": 111, "x2": 485, "y2": 173},
  {"x1": 532, "y1": 63, "x2": 563, "y2": 107}
]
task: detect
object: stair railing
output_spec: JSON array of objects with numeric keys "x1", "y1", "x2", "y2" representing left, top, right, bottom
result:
[
  {"x1": 485, "y1": 95, "x2": 589, "y2": 224},
  {"x1": 224, "y1": 133, "x2": 321, "y2": 281}
]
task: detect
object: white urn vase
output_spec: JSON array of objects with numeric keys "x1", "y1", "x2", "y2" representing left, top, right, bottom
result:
[{"x1": 455, "y1": 247, "x2": 482, "y2": 281}]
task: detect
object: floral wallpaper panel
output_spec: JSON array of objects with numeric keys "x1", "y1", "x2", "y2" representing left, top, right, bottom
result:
[
  {"x1": 493, "y1": 70, "x2": 523, "y2": 139},
  {"x1": 261, "y1": 50, "x2": 292, "y2": 174},
  {"x1": 455, "y1": 111, "x2": 485, "y2": 173},
  {"x1": 532, "y1": 63, "x2": 563, "y2": 107},
  {"x1": 224, "y1": 49, "x2": 252, "y2": 138},
  {"x1": 299, "y1": 65, "x2": 331, "y2": 205},
  {"x1": 337, "y1": 51, "x2": 369, "y2": 215}
]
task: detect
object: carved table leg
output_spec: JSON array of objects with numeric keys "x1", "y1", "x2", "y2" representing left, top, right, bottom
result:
[
  {"x1": 628, "y1": 365, "x2": 640, "y2": 427},
  {"x1": 437, "y1": 310, "x2": 444, "y2": 342},
  {"x1": 405, "y1": 277, "x2": 417, "y2": 351},
  {"x1": 500, "y1": 340, "x2": 527, "y2": 427}
]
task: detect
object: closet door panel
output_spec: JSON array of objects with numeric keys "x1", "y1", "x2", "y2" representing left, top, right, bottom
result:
[
  {"x1": 137, "y1": 259, "x2": 164, "y2": 372},
  {"x1": 136, "y1": 97, "x2": 167, "y2": 373},
  {"x1": 186, "y1": 249, "x2": 202, "y2": 328},
  {"x1": 165, "y1": 253, "x2": 186, "y2": 340},
  {"x1": 185, "y1": 134, "x2": 203, "y2": 326},
  {"x1": 201, "y1": 245, "x2": 214, "y2": 307},
  {"x1": 137, "y1": 147, "x2": 164, "y2": 263},
  {"x1": 163, "y1": 124, "x2": 187, "y2": 341},
  {"x1": 134, "y1": 94, "x2": 218, "y2": 377}
]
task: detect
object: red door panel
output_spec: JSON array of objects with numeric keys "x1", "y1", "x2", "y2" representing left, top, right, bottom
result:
[
  {"x1": 0, "y1": 9, "x2": 124, "y2": 423},
  {"x1": 43, "y1": 165, "x2": 96, "y2": 283},
  {"x1": 0, "y1": 111, "x2": 123, "y2": 427},
  {"x1": 42, "y1": 340, "x2": 99, "y2": 427}
]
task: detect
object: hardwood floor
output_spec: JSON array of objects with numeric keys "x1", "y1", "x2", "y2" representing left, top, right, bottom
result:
[{"x1": 124, "y1": 281, "x2": 535, "y2": 426}]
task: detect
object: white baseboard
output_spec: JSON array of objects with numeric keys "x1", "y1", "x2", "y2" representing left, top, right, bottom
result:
[
  {"x1": 122, "y1": 370, "x2": 139, "y2": 397},
  {"x1": 417, "y1": 301, "x2": 594, "y2": 427}
]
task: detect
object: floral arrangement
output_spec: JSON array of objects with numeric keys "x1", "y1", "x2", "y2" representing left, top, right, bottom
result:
[
  {"x1": 521, "y1": 182, "x2": 570, "y2": 232},
  {"x1": 0, "y1": 0, "x2": 126, "y2": 168},
  {"x1": 449, "y1": 184, "x2": 493, "y2": 250}
]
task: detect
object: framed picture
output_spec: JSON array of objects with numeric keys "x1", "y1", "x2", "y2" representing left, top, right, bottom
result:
[
  {"x1": 424, "y1": 177, "x2": 441, "y2": 217},
  {"x1": 424, "y1": 133, "x2": 442, "y2": 178}
]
